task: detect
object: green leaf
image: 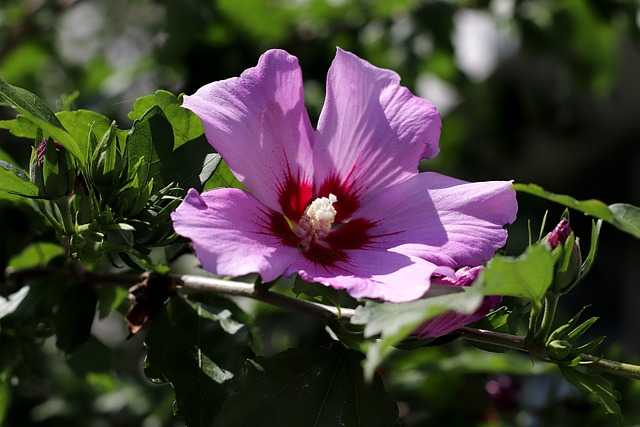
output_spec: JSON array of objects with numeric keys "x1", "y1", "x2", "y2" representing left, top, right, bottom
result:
[
  {"x1": 577, "y1": 220, "x2": 602, "y2": 284},
  {"x1": 126, "y1": 106, "x2": 174, "y2": 192},
  {"x1": 571, "y1": 335, "x2": 606, "y2": 355},
  {"x1": 0, "y1": 77, "x2": 82, "y2": 162},
  {"x1": 66, "y1": 336, "x2": 114, "y2": 377},
  {"x1": 0, "y1": 115, "x2": 39, "y2": 139},
  {"x1": 162, "y1": 136, "x2": 220, "y2": 194},
  {"x1": 559, "y1": 366, "x2": 622, "y2": 421},
  {"x1": 8, "y1": 242, "x2": 65, "y2": 269},
  {"x1": 293, "y1": 275, "x2": 343, "y2": 308},
  {"x1": 565, "y1": 317, "x2": 599, "y2": 342},
  {"x1": 144, "y1": 297, "x2": 253, "y2": 427},
  {"x1": 57, "y1": 109, "x2": 112, "y2": 163},
  {"x1": 204, "y1": 159, "x2": 246, "y2": 191},
  {"x1": 513, "y1": 183, "x2": 613, "y2": 221},
  {"x1": 351, "y1": 286, "x2": 483, "y2": 379},
  {"x1": 0, "y1": 160, "x2": 39, "y2": 197},
  {"x1": 608, "y1": 203, "x2": 640, "y2": 239},
  {"x1": 212, "y1": 342, "x2": 400, "y2": 427},
  {"x1": 479, "y1": 244, "x2": 555, "y2": 306},
  {"x1": 0, "y1": 368, "x2": 11, "y2": 426},
  {"x1": 515, "y1": 183, "x2": 640, "y2": 239},
  {"x1": 128, "y1": 90, "x2": 204, "y2": 147},
  {"x1": 96, "y1": 286, "x2": 129, "y2": 319},
  {"x1": 54, "y1": 283, "x2": 98, "y2": 353}
]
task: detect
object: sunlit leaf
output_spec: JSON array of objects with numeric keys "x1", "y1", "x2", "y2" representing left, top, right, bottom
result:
[
  {"x1": 351, "y1": 286, "x2": 483, "y2": 379},
  {"x1": 8, "y1": 242, "x2": 65, "y2": 269},
  {"x1": 608, "y1": 204, "x2": 640, "y2": 239},
  {"x1": 128, "y1": 90, "x2": 204, "y2": 147},
  {"x1": 144, "y1": 297, "x2": 253, "y2": 427},
  {"x1": 212, "y1": 342, "x2": 400, "y2": 427},
  {"x1": 478, "y1": 244, "x2": 554, "y2": 306},
  {"x1": 57, "y1": 109, "x2": 112, "y2": 163},
  {"x1": 514, "y1": 183, "x2": 612, "y2": 220},
  {"x1": 0, "y1": 115, "x2": 38, "y2": 139},
  {"x1": 515, "y1": 183, "x2": 640, "y2": 239},
  {"x1": 203, "y1": 159, "x2": 245, "y2": 191},
  {"x1": 127, "y1": 106, "x2": 174, "y2": 192},
  {"x1": 0, "y1": 160, "x2": 39, "y2": 197}
]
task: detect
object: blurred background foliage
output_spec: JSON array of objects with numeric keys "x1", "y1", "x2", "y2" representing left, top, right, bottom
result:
[{"x1": 2, "y1": 0, "x2": 640, "y2": 425}]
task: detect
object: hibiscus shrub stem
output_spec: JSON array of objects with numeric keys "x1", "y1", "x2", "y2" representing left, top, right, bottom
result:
[{"x1": 6, "y1": 266, "x2": 640, "y2": 381}]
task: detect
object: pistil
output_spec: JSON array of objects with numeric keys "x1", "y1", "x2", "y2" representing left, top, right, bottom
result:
[{"x1": 297, "y1": 194, "x2": 338, "y2": 251}]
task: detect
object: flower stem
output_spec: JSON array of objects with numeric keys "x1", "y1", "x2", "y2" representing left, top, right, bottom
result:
[
  {"x1": 176, "y1": 274, "x2": 350, "y2": 322},
  {"x1": 55, "y1": 198, "x2": 74, "y2": 235},
  {"x1": 535, "y1": 292, "x2": 560, "y2": 345},
  {"x1": 35, "y1": 200, "x2": 64, "y2": 234},
  {"x1": 460, "y1": 326, "x2": 640, "y2": 381}
]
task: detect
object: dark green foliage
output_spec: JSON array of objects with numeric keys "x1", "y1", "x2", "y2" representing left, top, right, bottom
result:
[
  {"x1": 54, "y1": 283, "x2": 98, "y2": 353},
  {"x1": 144, "y1": 297, "x2": 254, "y2": 427},
  {"x1": 213, "y1": 342, "x2": 400, "y2": 427}
]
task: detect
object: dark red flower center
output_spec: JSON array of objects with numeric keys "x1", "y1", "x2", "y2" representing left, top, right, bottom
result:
[{"x1": 270, "y1": 174, "x2": 375, "y2": 267}]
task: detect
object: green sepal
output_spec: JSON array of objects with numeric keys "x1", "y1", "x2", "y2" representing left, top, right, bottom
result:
[
  {"x1": 559, "y1": 365, "x2": 623, "y2": 421},
  {"x1": 571, "y1": 335, "x2": 606, "y2": 356},
  {"x1": 42, "y1": 138, "x2": 75, "y2": 200},
  {"x1": 90, "y1": 121, "x2": 124, "y2": 191}
]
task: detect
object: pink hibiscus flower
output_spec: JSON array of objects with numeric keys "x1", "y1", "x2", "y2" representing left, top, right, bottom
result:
[
  {"x1": 171, "y1": 48, "x2": 517, "y2": 302},
  {"x1": 414, "y1": 266, "x2": 502, "y2": 339}
]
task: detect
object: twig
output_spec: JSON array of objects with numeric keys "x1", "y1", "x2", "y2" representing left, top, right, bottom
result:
[{"x1": 175, "y1": 274, "x2": 352, "y2": 321}]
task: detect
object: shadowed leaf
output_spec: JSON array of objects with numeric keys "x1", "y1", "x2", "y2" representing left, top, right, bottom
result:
[
  {"x1": 144, "y1": 297, "x2": 253, "y2": 427},
  {"x1": 213, "y1": 342, "x2": 400, "y2": 427}
]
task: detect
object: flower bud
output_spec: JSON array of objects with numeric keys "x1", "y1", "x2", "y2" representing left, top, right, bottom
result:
[
  {"x1": 547, "y1": 218, "x2": 571, "y2": 250},
  {"x1": 90, "y1": 121, "x2": 125, "y2": 193},
  {"x1": 545, "y1": 218, "x2": 582, "y2": 293},
  {"x1": 547, "y1": 339, "x2": 572, "y2": 360},
  {"x1": 30, "y1": 138, "x2": 75, "y2": 200}
]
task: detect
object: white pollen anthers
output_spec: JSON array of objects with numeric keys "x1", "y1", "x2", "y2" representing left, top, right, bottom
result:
[{"x1": 304, "y1": 194, "x2": 338, "y2": 235}]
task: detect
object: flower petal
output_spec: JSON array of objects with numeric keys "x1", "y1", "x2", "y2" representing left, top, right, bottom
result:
[
  {"x1": 182, "y1": 50, "x2": 315, "y2": 217},
  {"x1": 362, "y1": 172, "x2": 517, "y2": 268},
  {"x1": 171, "y1": 188, "x2": 301, "y2": 281},
  {"x1": 414, "y1": 295, "x2": 502, "y2": 339},
  {"x1": 289, "y1": 249, "x2": 453, "y2": 303},
  {"x1": 413, "y1": 266, "x2": 501, "y2": 338},
  {"x1": 314, "y1": 48, "x2": 441, "y2": 206}
]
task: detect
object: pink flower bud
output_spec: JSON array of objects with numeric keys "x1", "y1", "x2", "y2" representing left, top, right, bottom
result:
[
  {"x1": 547, "y1": 218, "x2": 571, "y2": 249},
  {"x1": 413, "y1": 266, "x2": 501, "y2": 339},
  {"x1": 545, "y1": 218, "x2": 582, "y2": 293},
  {"x1": 35, "y1": 138, "x2": 64, "y2": 166}
]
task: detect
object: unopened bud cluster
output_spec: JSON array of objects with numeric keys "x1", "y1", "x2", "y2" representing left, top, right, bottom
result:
[{"x1": 28, "y1": 118, "x2": 179, "y2": 265}]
